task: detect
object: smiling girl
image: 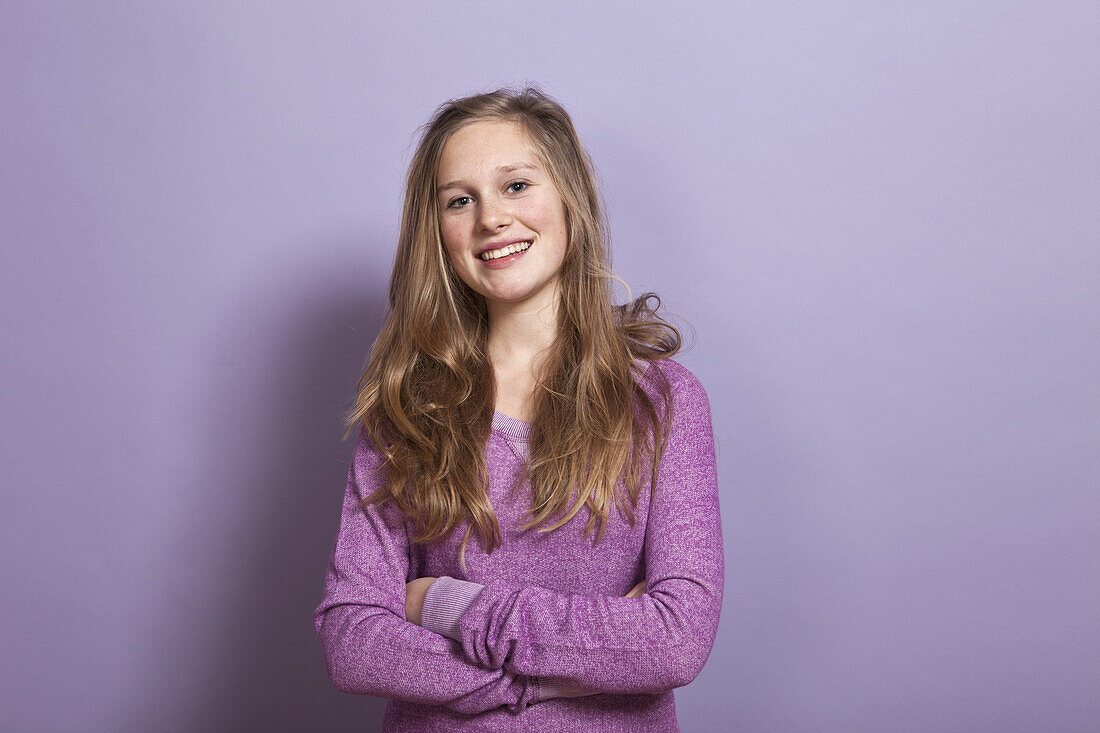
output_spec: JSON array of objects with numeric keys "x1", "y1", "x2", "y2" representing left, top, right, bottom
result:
[{"x1": 314, "y1": 86, "x2": 724, "y2": 732}]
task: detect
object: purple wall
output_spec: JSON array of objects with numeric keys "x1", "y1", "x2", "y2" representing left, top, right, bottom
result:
[{"x1": 3, "y1": 2, "x2": 1097, "y2": 731}]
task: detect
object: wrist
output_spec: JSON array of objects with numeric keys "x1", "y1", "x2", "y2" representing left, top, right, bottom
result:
[{"x1": 420, "y1": 576, "x2": 485, "y2": 640}]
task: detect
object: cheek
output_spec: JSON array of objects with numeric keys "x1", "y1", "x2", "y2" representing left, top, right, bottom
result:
[
  {"x1": 539, "y1": 202, "x2": 569, "y2": 250},
  {"x1": 520, "y1": 198, "x2": 566, "y2": 233},
  {"x1": 439, "y1": 223, "x2": 465, "y2": 258}
]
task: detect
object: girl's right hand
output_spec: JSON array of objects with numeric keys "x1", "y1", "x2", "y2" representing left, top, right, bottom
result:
[{"x1": 625, "y1": 580, "x2": 646, "y2": 598}]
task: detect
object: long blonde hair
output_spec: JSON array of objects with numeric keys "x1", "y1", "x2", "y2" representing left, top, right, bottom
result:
[{"x1": 344, "y1": 85, "x2": 682, "y2": 567}]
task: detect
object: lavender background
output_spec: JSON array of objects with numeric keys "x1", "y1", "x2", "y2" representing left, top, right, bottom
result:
[{"x1": 3, "y1": 2, "x2": 1098, "y2": 732}]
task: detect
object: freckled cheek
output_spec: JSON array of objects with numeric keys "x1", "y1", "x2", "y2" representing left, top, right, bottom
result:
[
  {"x1": 516, "y1": 200, "x2": 560, "y2": 231},
  {"x1": 439, "y1": 224, "x2": 466, "y2": 259}
]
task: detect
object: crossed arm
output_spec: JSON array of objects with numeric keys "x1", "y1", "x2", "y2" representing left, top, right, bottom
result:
[{"x1": 404, "y1": 578, "x2": 647, "y2": 700}]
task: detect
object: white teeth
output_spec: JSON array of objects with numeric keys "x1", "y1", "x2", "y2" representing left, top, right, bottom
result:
[{"x1": 479, "y1": 240, "x2": 532, "y2": 261}]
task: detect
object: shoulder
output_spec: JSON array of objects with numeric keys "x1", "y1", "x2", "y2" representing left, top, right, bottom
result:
[
  {"x1": 350, "y1": 424, "x2": 390, "y2": 488},
  {"x1": 633, "y1": 358, "x2": 713, "y2": 432},
  {"x1": 634, "y1": 357, "x2": 709, "y2": 403}
]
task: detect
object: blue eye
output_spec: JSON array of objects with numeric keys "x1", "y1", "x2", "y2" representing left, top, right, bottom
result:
[
  {"x1": 448, "y1": 196, "x2": 472, "y2": 209},
  {"x1": 508, "y1": 181, "x2": 528, "y2": 193}
]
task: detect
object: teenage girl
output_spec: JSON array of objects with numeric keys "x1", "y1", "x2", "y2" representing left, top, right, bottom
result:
[{"x1": 315, "y1": 86, "x2": 724, "y2": 732}]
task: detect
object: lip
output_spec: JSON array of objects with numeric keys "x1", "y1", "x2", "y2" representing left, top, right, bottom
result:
[{"x1": 477, "y1": 237, "x2": 532, "y2": 257}]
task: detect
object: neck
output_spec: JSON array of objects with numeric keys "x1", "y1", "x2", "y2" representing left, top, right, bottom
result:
[{"x1": 485, "y1": 283, "x2": 559, "y2": 374}]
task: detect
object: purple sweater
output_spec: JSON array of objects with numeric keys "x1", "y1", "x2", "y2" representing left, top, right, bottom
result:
[{"x1": 314, "y1": 359, "x2": 724, "y2": 732}]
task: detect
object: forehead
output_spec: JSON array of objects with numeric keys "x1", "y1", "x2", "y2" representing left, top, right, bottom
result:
[{"x1": 436, "y1": 120, "x2": 543, "y2": 183}]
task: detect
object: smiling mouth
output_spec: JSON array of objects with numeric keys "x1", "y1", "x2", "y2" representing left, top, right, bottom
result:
[{"x1": 479, "y1": 240, "x2": 532, "y2": 261}]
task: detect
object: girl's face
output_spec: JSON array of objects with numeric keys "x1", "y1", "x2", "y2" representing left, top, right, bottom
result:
[{"x1": 436, "y1": 119, "x2": 569, "y2": 315}]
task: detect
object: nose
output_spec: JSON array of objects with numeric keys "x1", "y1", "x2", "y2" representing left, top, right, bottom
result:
[{"x1": 478, "y1": 196, "x2": 512, "y2": 231}]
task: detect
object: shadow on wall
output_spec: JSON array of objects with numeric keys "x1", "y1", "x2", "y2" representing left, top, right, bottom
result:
[{"x1": 129, "y1": 236, "x2": 391, "y2": 732}]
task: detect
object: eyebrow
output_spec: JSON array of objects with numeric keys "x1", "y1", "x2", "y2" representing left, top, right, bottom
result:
[{"x1": 437, "y1": 163, "x2": 540, "y2": 193}]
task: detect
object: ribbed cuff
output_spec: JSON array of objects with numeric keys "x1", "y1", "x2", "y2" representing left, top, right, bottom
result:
[{"x1": 420, "y1": 576, "x2": 485, "y2": 641}]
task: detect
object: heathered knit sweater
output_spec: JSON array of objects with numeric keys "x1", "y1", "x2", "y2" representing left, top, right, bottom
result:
[{"x1": 314, "y1": 358, "x2": 724, "y2": 732}]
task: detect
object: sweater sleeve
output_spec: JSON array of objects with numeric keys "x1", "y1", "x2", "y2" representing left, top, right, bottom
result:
[
  {"x1": 313, "y1": 428, "x2": 542, "y2": 714},
  {"x1": 420, "y1": 367, "x2": 725, "y2": 694}
]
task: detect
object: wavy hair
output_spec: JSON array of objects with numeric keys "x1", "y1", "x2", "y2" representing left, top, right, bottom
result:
[{"x1": 343, "y1": 85, "x2": 682, "y2": 568}]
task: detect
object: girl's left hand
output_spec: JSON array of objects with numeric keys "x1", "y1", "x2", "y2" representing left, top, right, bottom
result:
[{"x1": 405, "y1": 576, "x2": 436, "y2": 626}]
